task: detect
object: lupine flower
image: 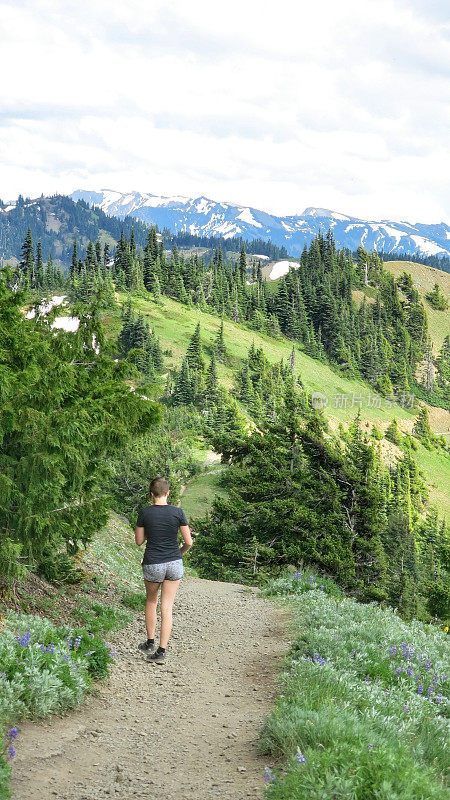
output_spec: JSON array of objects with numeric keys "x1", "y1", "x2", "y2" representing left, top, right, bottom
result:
[
  {"x1": 417, "y1": 684, "x2": 424, "y2": 695},
  {"x1": 394, "y1": 667, "x2": 402, "y2": 678},
  {"x1": 367, "y1": 743, "x2": 375, "y2": 750},
  {"x1": 296, "y1": 750, "x2": 306, "y2": 763},
  {"x1": 320, "y1": 586, "x2": 324, "y2": 591},
  {"x1": 403, "y1": 706, "x2": 409, "y2": 713},
  {"x1": 6, "y1": 747, "x2": 15, "y2": 759},
  {"x1": 427, "y1": 686, "x2": 433, "y2": 698},
  {"x1": 389, "y1": 645, "x2": 397, "y2": 656},
  {"x1": 8, "y1": 728, "x2": 18, "y2": 740},
  {"x1": 406, "y1": 668, "x2": 413, "y2": 677},
  {"x1": 67, "y1": 635, "x2": 72, "y2": 647},
  {"x1": 309, "y1": 576, "x2": 314, "y2": 584},
  {"x1": 435, "y1": 694, "x2": 443, "y2": 703},
  {"x1": 73, "y1": 635, "x2": 82, "y2": 650},
  {"x1": 351, "y1": 649, "x2": 356, "y2": 657},
  {"x1": 16, "y1": 631, "x2": 30, "y2": 648},
  {"x1": 40, "y1": 644, "x2": 55, "y2": 654},
  {"x1": 364, "y1": 676, "x2": 371, "y2": 682},
  {"x1": 264, "y1": 767, "x2": 276, "y2": 785}
]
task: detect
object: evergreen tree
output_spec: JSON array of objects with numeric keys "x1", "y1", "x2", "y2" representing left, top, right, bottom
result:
[
  {"x1": 215, "y1": 320, "x2": 226, "y2": 362},
  {"x1": 0, "y1": 278, "x2": 160, "y2": 582},
  {"x1": 385, "y1": 418, "x2": 402, "y2": 446},
  {"x1": 186, "y1": 323, "x2": 205, "y2": 373},
  {"x1": 413, "y1": 406, "x2": 435, "y2": 449},
  {"x1": 20, "y1": 227, "x2": 34, "y2": 285}
]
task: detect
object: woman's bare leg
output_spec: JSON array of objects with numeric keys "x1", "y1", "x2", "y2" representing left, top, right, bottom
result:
[
  {"x1": 144, "y1": 580, "x2": 160, "y2": 640},
  {"x1": 159, "y1": 579, "x2": 181, "y2": 648}
]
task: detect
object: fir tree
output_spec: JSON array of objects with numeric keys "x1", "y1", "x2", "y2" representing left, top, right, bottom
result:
[{"x1": 215, "y1": 320, "x2": 226, "y2": 362}]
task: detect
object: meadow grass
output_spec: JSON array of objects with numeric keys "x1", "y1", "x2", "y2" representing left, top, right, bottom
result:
[
  {"x1": 180, "y1": 464, "x2": 228, "y2": 521},
  {"x1": 260, "y1": 574, "x2": 449, "y2": 799}
]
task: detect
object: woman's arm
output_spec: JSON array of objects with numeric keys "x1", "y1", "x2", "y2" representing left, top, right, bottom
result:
[
  {"x1": 179, "y1": 524, "x2": 193, "y2": 556},
  {"x1": 135, "y1": 526, "x2": 146, "y2": 546}
]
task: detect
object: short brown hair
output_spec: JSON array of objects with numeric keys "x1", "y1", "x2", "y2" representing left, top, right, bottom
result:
[{"x1": 149, "y1": 477, "x2": 170, "y2": 498}]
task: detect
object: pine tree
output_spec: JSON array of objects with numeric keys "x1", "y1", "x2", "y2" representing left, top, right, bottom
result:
[
  {"x1": 20, "y1": 227, "x2": 34, "y2": 285},
  {"x1": 35, "y1": 238, "x2": 44, "y2": 288},
  {"x1": 385, "y1": 418, "x2": 402, "y2": 446},
  {"x1": 215, "y1": 320, "x2": 226, "y2": 362},
  {"x1": 173, "y1": 358, "x2": 194, "y2": 405},
  {"x1": 70, "y1": 240, "x2": 78, "y2": 277},
  {"x1": 186, "y1": 323, "x2": 205, "y2": 373},
  {"x1": 205, "y1": 351, "x2": 219, "y2": 406},
  {"x1": 0, "y1": 278, "x2": 160, "y2": 582},
  {"x1": 239, "y1": 245, "x2": 247, "y2": 284},
  {"x1": 413, "y1": 406, "x2": 434, "y2": 449}
]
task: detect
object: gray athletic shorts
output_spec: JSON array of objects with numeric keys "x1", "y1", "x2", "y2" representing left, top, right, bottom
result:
[{"x1": 142, "y1": 559, "x2": 184, "y2": 582}]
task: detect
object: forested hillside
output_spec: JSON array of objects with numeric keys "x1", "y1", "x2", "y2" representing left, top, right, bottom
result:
[{"x1": 2, "y1": 221, "x2": 449, "y2": 623}]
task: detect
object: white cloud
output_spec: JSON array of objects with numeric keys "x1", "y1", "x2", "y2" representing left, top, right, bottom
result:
[{"x1": 0, "y1": 0, "x2": 449, "y2": 222}]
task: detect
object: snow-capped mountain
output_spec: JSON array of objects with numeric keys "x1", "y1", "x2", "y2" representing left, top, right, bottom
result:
[{"x1": 70, "y1": 190, "x2": 450, "y2": 259}]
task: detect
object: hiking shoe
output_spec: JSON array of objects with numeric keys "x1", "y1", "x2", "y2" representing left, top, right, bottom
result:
[
  {"x1": 138, "y1": 640, "x2": 155, "y2": 653},
  {"x1": 147, "y1": 650, "x2": 166, "y2": 664}
]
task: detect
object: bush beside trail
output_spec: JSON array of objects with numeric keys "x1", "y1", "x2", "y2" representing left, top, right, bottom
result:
[{"x1": 259, "y1": 574, "x2": 449, "y2": 799}]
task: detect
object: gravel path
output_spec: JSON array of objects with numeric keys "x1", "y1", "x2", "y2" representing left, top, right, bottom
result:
[{"x1": 11, "y1": 576, "x2": 286, "y2": 800}]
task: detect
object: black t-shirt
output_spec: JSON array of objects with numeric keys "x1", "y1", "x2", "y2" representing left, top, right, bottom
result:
[{"x1": 137, "y1": 504, "x2": 188, "y2": 565}]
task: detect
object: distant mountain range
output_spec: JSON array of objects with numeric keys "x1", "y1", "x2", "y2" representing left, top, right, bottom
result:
[{"x1": 71, "y1": 189, "x2": 450, "y2": 259}]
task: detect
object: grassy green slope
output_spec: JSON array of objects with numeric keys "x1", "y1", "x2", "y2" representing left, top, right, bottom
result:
[
  {"x1": 384, "y1": 260, "x2": 450, "y2": 351},
  {"x1": 108, "y1": 293, "x2": 449, "y2": 520}
]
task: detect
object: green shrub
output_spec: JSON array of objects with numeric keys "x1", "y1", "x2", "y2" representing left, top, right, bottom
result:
[
  {"x1": 121, "y1": 590, "x2": 146, "y2": 611},
  {"x1": 260, "y1": 592, "x2": 450, "y2": 799},
  {"x1": 0, "y1": 612, "x2": 115, "y2": 721},
  {"x1": 0, "y1": 736, "x2": 11, "y2": 800},
  {"x1": 261, "y1": 570, "x2": 342, "y2": 600},
  {"x1": 71, "y1": 599, "x2": 131, "y2": 635}
]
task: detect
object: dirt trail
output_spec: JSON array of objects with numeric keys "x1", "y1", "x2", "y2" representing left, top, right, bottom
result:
[{"x1": 11, "y1": 577, "x2": 286, "y2": 800}]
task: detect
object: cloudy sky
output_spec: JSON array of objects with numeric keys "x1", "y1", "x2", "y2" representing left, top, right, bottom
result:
[{"x1": 0, "y1": 0, "x2": 449, "y2": 221}]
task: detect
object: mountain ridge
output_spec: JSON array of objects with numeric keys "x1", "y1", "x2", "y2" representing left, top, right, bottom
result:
[{"x1": 70, "y1": 189, "x2": 450, "y2": 259}]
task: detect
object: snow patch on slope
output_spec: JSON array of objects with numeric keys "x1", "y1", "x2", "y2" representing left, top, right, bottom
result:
[{"x1": 268, "y1": 260, "x2": 300, "y2": 280}]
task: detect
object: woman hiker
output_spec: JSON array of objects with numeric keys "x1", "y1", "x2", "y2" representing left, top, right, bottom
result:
[{"x1": 135, "y1": 477, "x2": 193, "y2": 664}]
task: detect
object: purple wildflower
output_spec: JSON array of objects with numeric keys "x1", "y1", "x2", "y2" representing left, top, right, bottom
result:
[
  {"x1": 406, "y1": 668, "x2": 413, "y2": 677},
  {"x1": 6, "y1": 746, "x2": 15, "y2": 759},
  {"x1": 309, "y1": 576, "x2": 314, "y2": 584},
  {"x1": 394, "y1": 667, "x2": 402, "y2": 678},
  {"x1": 8, "y1": 728, "x2": 18, "y2": 740},
  {"x1": 435, "y1": 694, "x2": 443, "y2": 703},
  {"x1": 389, "y1": 645, "x2": 397, "y2": 656},
  {"x1": 427, "y1": 686, "x2": 433, "y2": 698},
  {"x1": 364, "y1": 676, "x2": 371, "y2": 682},
  {"x1": 16, "y1": 631, "x2": 30, "y2": 648},
  {"x1": 264, "y1": 767, "x2": 276, "y2": 785},
  {"x1": 403, "y1": 706, "x2": 409, "y2": 713},
  {"x1": 417, "y1": 684, "x2": 423, "y2": 695},
  {"x1": 320, "y1": 585, "x2": 324, "y2": 591},
  {"x1": 296, "y1": 751, "x2": 306, "y2": 763}
]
